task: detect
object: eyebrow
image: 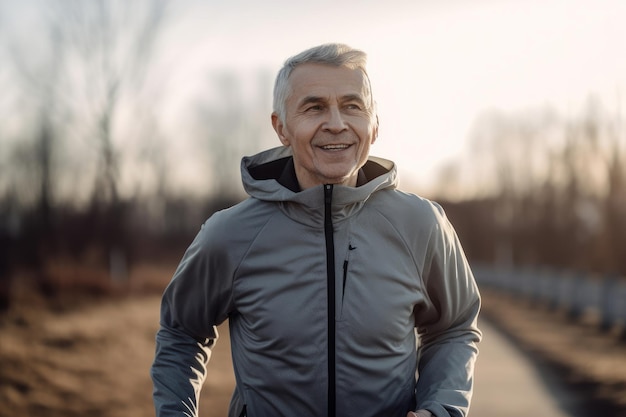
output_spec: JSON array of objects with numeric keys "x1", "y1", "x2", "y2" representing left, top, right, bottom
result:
[
  {"x1": 297, "y1": 94, "x2": 367, "y2": 108},
  {"x1": 341, "y1": 94, "x2": 367, "y2": 104},
  {"x1": 298, "y1": 95, "x2": 325, "y2": 108}
]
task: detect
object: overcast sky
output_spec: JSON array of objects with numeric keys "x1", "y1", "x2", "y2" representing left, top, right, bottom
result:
[
  {"x1": 162, "y1": 0, "x2": 626, "y2": 192},
  {"x1": 2, "y1": 0, "x2": 625, "y2": 196}
]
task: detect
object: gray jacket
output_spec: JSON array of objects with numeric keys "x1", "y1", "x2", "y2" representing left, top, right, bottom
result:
[{"x1": 151, "y1": 146, "x2": 481, "y2": 417}]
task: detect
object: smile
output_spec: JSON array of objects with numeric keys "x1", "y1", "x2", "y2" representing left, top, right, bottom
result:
[{"x1": 320, "y1": 144, "x2": 350, "y2": 150}]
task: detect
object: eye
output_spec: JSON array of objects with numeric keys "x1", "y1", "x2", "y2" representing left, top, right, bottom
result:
[{"x1": 305, "y1": 104, "x2": 323, "y2": 112}]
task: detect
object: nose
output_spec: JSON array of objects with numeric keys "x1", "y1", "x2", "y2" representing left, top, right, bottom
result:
[{"x1": 322, "y1": 106, "x2": 348, "y2": 133}]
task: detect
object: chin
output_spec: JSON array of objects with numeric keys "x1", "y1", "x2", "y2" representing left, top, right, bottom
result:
[{"x1": 321, "y1": 172, "x2": 357, "y2": 186}]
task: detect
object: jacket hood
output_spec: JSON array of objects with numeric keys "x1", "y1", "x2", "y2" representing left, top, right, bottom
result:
[{"x1": 240, "y1": 146, "x2": 398, "y2": 224}]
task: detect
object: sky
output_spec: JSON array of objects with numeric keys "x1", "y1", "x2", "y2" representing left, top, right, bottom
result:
[
  {"x1": 162, "y1": 0, "x2": 626, "y2": 194},
  {"x1": 1, "y1": 0, "x2": 625, "y2": 198}
]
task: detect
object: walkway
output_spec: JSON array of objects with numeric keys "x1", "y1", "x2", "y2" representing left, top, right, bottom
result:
[{"x1": 471, "y1": 319, "x2": 578, "y2": 417}]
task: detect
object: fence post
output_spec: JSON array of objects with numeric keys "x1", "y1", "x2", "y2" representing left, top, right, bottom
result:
[
  {"x1": 547, "y1": 269, "x2": 560, "y2": 311},
  {"x1": 567, "y1": 272, "x2": 584, "y2": 321},
  {"x1": 600, "y1": 274, "x2": 619, "y2": 332}
]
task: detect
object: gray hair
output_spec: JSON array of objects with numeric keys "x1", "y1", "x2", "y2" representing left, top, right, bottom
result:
[{"x1": 272, "y1": 43, "x2": 374, "y2": 122}]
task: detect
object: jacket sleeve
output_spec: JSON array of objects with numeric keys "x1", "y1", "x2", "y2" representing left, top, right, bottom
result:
[
  {"x1": 414, "y1": 203, "x2": 482, "y2": 417},
  {"x1": 151, "y1": 219, "x2": 234, "y2": 417}
]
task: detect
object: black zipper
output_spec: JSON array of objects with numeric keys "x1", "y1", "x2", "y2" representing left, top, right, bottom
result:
[
  {"x1": 342, "y1": 260, "x2": 348, "y2": 303},
  {"x1": 323, "y1": 184, "x2": 336, "y2": 417}
]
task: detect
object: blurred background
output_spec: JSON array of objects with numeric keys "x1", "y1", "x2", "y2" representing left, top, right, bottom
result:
[{"x1": 0, "y1": 0, "x2": 625, "y2": 416}]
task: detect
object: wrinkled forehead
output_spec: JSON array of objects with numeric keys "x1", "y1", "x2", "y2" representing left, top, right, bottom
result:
[{"x1": 287, "y1": 63, "x2": 373, "y2": 105}]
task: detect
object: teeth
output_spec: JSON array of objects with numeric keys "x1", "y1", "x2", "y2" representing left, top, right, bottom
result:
[{"x1": 321, "y1": 144, "x2": 349, "y2": 150}]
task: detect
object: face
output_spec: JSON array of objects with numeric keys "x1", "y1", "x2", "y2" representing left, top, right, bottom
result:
[{"x1": 272, "y1": 63, "x2": 378, "y2": 189}]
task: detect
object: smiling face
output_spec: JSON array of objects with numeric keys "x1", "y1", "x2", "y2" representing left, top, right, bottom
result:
[{"x1": 271, "y1": 63, "x2": 378, "y2": 189}]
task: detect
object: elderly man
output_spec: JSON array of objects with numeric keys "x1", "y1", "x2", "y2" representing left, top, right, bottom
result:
[{"x1": 151, "y1": 43, "x2": 481, "y2": 417}]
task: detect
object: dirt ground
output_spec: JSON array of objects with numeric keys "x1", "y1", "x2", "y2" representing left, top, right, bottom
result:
[
  {"x1": 1, "y1": 273, "x2": 625, "y2": 417},
  {"x1": 0, "y1": 265, "x2": 236, "y2": 417},
  {"x1": 0, "y1": 294, "x2": 237, "y2": 417}
]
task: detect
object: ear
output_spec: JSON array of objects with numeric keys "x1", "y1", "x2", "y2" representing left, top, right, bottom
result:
[
  {"x1": 371, "y1": 114, "x2": 379, "y2": 144},
  {"x1": 271, "y1": 113, "x2": 290, "y2": 146}
]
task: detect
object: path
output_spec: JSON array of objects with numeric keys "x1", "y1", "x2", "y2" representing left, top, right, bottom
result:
[
  {"x1": 472, "y1": 319, "x2": 579, "y2": 417},
  {"x1": 0, "y1": 295, "x2": 587, "y2": 417}
]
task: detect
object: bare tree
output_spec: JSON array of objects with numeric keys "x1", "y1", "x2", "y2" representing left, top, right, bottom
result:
[
  {"x1": 599, "y1": 105, "x2": 626, "y2": 273},
  {"x1": 194, "y1": 69, "x2": 275, "y2": 201},
  {"x1": 444, "y1": 100, "x2": 626, "y2": 275},
  {"x1": 47, "y1": 0, "x2": 168, "y2": 205},
  {"x1": 0, "y1": 0, "x2": 174, "y2": 289},
  {"x1": 465, "y1": 109, "x2": 558, "y2": 267}
]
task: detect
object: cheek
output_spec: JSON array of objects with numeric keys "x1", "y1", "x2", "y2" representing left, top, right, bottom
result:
[
  {"x1": 355, "y1": 119, "x2": 377, "y2": 143},
  {"x1": 290, "y1": 127, "x2": 318, "y2": 148},
  {"x1": 280, "y1": 126, "x2": 303, "y2": 147}
]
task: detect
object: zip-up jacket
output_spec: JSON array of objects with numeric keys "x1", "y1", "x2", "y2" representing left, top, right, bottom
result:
[{"x1": 151, "y1": 146, "x2": 481, "y2": 417}]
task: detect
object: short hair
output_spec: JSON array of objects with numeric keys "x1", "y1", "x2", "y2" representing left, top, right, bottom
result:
[{"x1": 272, "y1": 43, "x2": 375, "y2": 122}]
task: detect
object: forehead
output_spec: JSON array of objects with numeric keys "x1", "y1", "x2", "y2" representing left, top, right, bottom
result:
[{"x1": 287, "y1": 63, "x2": 369, "y2": 102}]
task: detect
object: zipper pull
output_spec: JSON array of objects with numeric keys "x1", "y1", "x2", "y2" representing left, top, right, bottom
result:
[{"x1": 324, "y1": 184, "x2": 333, "y2": 204}]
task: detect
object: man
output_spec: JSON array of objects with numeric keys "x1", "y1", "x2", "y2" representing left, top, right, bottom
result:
[{"x1": 151, "y1": 43, "x2": 481, "y2": 417}]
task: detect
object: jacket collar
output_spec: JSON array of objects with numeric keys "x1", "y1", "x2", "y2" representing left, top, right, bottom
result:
[{"x1": 241, "y1": 146, "x2": 397, "y2": 225}]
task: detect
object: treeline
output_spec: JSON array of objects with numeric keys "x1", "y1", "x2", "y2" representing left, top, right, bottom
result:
[
  {"x1": 2, "y1": 98, "x2": 623, "y2": 311},
  {"x1": 0, "y1": 1, "x2": 269, "y2": 309},
  {"x1": 0, "y1": 191, "x2": 240, "y2": 296},
  {"x1": 436, "y1": 100, "x2": 626, "y2": 277}
]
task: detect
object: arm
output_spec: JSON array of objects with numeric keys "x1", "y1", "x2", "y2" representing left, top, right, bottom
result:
[
  {"x1": 151, "y1": 325, "x2": 216, "y2": 417},
  {"x1": 413, "y1": 204, "x2": 482, "y2": 417},
  {"x1": 151, "y1": 219, "x2": 234, "y2": 417}
]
